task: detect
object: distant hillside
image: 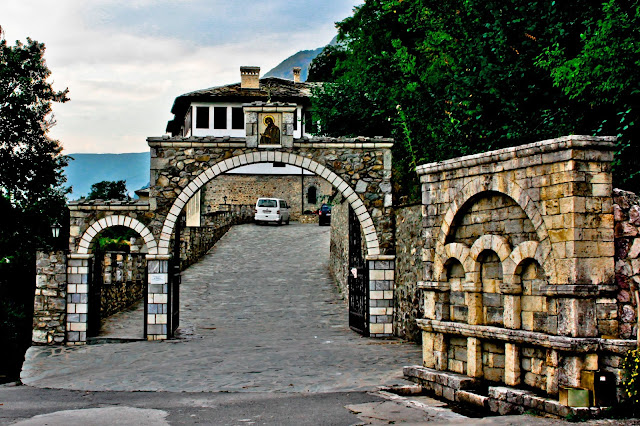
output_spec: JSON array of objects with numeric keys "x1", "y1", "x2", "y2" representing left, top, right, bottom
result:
[
  {"x1": 64, "y1": 152, "x2": 150, "y2": 199},
  {"x1": 264, "y1": 36, "x2": 338, "y2": 82},
  {"x1": 263, "y1": 47, "x2": 324, "y2": 82}
]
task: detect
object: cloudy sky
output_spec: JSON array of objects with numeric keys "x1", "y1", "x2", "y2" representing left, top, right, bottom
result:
[{"x1": 2, "y1": 0, "x2": 360, "y2": 154}]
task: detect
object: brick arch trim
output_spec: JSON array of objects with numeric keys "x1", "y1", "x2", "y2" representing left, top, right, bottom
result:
[
  {"x1": 77, "y1": 215, "x2": 158, "y2": 255},
  {"x1": 158, "y1": 151, "x2": 381, "y2": 256},
  {"x1": 434, "y1": 175, "x2": 557, "y2": 284}
]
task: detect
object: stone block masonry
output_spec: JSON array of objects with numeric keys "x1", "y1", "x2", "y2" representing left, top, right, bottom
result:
[
  {"x1": 146, "y1": 255, "x2": 169, "y2": 341},
  {"x1": 368, "y1": 256, "x2": 395, "y2": 336},
  {"x1": 393, "y1": 204, "x2": 424, "y2": 341},
  {"x1": 33, "y1": 251, "x2": 67, "y2": 344},
  {"x1": 202, "y1": 173, "x2": 332, "y2": 219}
]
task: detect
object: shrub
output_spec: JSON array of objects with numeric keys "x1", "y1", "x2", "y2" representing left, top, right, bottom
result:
[{"x1": 622, "y1": 347, "x2": 640, "y2": 417}]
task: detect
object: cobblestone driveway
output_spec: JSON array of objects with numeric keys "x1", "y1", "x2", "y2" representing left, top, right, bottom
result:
[{"x1": 22, "y1": 223, "x2": 421, "y2": 392}]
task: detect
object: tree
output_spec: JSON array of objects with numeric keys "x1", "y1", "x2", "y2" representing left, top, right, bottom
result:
[
  {"x1": 0, "y1": 35, "x2": 69, "y2": 381},
  {"x1": 307, "y1": 45, "x2": 347, "y2": 82},
  {"x1": 311, "y1": 0, "x2": 640, "y2": 198},
  {"x1": 87, "y1": 180, "x2": 129, "y2": 200},
  {"x1": 537, "y1": 0, "x2": 640, "y2": 190}
]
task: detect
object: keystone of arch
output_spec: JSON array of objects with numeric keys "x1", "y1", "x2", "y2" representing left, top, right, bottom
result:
[
  {"x1": 433, "y1": 175, "x2": 557, "y2": 285},
  {"x1": 77, "y1": 215, "x2": 158, "y2": 255},
  {"x1": 159, "y1": 152, "x2": 381, "y2": 256}
]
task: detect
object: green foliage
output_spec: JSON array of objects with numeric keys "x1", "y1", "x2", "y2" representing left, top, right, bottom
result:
[
  {"x1": 87, "y1": 180, "x2": 129, "y2": 200},
  {"x1": 622, "y1": 348, "x2": 640, "y2": 416},
  {"x1": 0, "y1": 36, "x2": 69, "y2": 381},
  {"x1": 307, "y1": 45, "x2": 347, "y2": 82},
  {"x1": 312, "y1": 0, "x2": 640, "y2": 198},
  {"x1": 95, "y1": 226, "x2": 137, "y2": 252}
]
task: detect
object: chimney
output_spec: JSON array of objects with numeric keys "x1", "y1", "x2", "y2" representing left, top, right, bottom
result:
[
  {"x1": 240, "y1": 66, "x2": 260, "y2": 90},
  {"x1": 293, "y1": 67, "x2": 301, "y2": 83}
]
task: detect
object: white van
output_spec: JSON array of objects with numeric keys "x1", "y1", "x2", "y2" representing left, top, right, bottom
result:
[{"x1": 254, "y1": 198, "x2": 291, "y2": 225}]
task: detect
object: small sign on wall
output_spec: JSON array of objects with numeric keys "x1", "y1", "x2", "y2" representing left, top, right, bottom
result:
[{"x1": 148, "y1": 273, "x2": 167, "y2": 284}]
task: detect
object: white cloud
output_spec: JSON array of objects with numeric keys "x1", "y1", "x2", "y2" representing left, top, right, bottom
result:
[{"x1": 1, "y1": 0, "x2": 361, "y2": 153}]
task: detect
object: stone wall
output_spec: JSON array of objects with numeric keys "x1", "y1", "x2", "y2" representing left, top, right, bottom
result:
[
  {"x1": 329, "y1": 200, "x2": 349, "y2": 297},
  {"x1": 202, "y1": 173, "x2": 332, "y2": 219},
  {"x1": 612, "y1": 188, "x2": 640, "y2": 340},
  {"x1": 33, "y1": 251, "x2": 67, "y2": 344},
  {"x1": 393, "y1": 204, "x2": 424, "y2": 342},
  {"x1": 99, "y1": 252, "x2": 146, "y2": 319}
]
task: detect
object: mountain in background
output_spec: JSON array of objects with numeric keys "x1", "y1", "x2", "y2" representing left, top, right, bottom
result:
[
  {"x1": 64, "y1": 152, "x2": 150, "y2": 199},
  {"x1": 264, "y1": 36, "x2": 338, "y2": 81}
]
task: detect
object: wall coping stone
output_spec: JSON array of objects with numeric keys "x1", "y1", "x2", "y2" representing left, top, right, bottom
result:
[
  {"x1": 416, "y1": 135, "x2": 616, "y2": 175},
  {"x1": 366, "y1": 254, "x2": 396, "y2": 261},
  {"x1": 146, "y1": 254, "x2": 171, "y2": 261},
  {"x1": 67, "y1": 253, "x2": 93, "y2": 260},
  {"x1": 147, "y1": 136, "x2": 394, "y2": 149},
  {"x1": 418, "y1": 282, "x2": 618, "y2": 297},
  {"x1": 68, "y1": 202, "x2": 150, "y2": 211},
  {"x1": 417, "y1": 319, "x2": 601, "y2": 352},
  {"x1": 598, "y1": 339, "x2": 637, "y2": 355}
]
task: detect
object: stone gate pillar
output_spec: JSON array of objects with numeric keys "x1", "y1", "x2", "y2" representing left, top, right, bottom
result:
[
  {"x1": 146, "y1": 254, "x2": 170, "y2": 340},
  {"x1": 66, "y1": 253, "x2": 92, "y2": 345}
]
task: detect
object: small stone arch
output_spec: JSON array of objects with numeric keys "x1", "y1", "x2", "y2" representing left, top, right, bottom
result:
[
  {"x1": 434, "y1": 242, "x2": 473, "y2": 284},
  {"x1": 77, "y1": 215, "x2": 158, "y2": 255},
  {"x1": 435, "y1": 175, "x2": 557, "y2": 284},
  {"x1": 158, "y1": 151, "x2": 381, "y2": 256},
  {"x1": 503, "y1": 241, "x2": 540, "y2": 286}
]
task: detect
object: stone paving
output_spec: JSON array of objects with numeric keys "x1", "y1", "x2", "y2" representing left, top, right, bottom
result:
[
  {"x1": 22, "y1": 223, "x2": 422, "y2": 393},
  {"x1": 98, "y1": 299, "x2": 145, "y2": 340}
]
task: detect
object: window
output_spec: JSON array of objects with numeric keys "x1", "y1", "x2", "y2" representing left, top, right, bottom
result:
[
  {"x1": 307, "y1": 186, "x2": 317, "y2": 204},
  {"x1": 293, "y1": 108, "x2": 297, "y2": 131},
  {"x1": 258, "y1": 199, "x2": 277, "y2": 207},
  {"x1": 195, "y1": 106, "x2": 209, "y2": 129},
  {"x1": 214, "y1": 106, "x2": 227, "y2": 129},
  {"x1": 231, "y1": 107, "x2": 244, "y2": 129}
]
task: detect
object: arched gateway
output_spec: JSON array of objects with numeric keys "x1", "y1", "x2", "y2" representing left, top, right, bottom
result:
[{"x1": 55, "y1": 103, "x2": 396, "y2": 344}]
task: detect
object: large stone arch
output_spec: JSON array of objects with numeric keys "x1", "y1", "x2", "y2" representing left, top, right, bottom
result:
[
  {"x1": 435, "y1": 175, "x2": 557, "y2": 285},
  {"x1": 77, "y1": 215, "x2": 158, "y2": 255},
  {"x1": 158, "y1": 151, "x2": 380, "y2": 256}
]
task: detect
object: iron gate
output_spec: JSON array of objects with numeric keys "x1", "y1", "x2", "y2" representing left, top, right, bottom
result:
[
  {"x1": 348, "y1": 206, "x2": 369, "y2": 336},
  {"x1": 167, "y1": 214, "x2": 183, "y2": 337},
  {"x1": 87, "y1": 255, "x2": 102, "y2": 337}
]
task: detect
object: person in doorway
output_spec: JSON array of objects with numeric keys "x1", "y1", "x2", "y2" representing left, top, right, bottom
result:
[{"x1": 260, "y1": 116, "x2": 280, "y2": 145}]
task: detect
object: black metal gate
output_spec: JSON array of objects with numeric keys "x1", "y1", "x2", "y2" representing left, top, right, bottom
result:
[
  {"x1": 167, "y1": 214, "x2": 183, "y2": 337},
  {"x1": 348, "y1": 206, "x2": 369, "y2": 336},
  {"x1": 87, "y1": 254, "x2": 102, "y2": 337}
]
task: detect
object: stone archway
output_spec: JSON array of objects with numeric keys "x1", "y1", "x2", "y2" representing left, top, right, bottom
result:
[
  {"x1": 65, "y1": 215, "x2": 158, "y2": 344},
  {"x1": 145, "y1": 134, "x2": 396, "y2": 339},
  {"x1": 157, "y1": 151, "x2": 380, "y2": 256}
]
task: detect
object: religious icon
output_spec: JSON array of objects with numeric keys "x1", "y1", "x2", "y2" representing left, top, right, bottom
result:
[{"x1": 259, "y1": 115, "x2": 280, "y2": 145}]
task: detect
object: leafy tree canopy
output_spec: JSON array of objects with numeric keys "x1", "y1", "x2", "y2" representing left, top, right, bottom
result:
[
  {"x1": 87, "y1": 180, "x2": 129, "y2": 200},
  {"x1": 310, "y1": 0, "x2": 640, "y2": 199},
  {"x1": 0, "y1": 33, "x2": 69, "y2": 380}
]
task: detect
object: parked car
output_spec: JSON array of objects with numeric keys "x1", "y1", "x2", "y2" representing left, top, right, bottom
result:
[
  {"x1": 318, "y1": 204, "x2": 332, "y2": 226},
  {"x1": 254, "y1": 198, "x2": 290, "y2": 225}
]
